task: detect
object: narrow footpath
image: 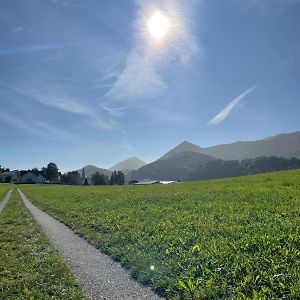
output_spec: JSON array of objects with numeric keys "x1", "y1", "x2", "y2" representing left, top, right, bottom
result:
[
  {"x1": 0, "y1": 189, "x2": 13, "y2": 214},
  {"x1": 18, "y1": 189, "x2": 164, "y2": 300}
]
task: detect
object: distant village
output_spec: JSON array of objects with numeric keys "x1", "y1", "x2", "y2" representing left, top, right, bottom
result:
[{"x1": 0, "y1": 163, "x2": 178, "y2": 186}]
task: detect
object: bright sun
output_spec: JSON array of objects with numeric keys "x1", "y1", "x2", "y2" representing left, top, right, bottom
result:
[{"x1": 147, "y1": 12, "x2": 169, "y2": 39}]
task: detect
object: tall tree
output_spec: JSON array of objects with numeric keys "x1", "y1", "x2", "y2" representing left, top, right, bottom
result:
[
  {"x1": 5, "y1": 176, "x2": 12, "y2": 183},
  {"x1": 109, "y1": 171, "x2": 117, "y2": 185},
  {"x1": 43, "y1": 162, "x2": 59, "y2": 182},
  {"x1": 110, "y1": 171, "x2": 125, "y2": 185},
  {"x1": 61, "y1": 171, "x2": 81, "y2": 185},
  {"x1": 117, "y1": 171, "x2": 125, "y2": 185},
  {"x1": 91, "y1": 171, "x2": 109, "y2": 185}
]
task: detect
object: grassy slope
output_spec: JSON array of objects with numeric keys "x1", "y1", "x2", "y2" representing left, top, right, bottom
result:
[
  {"x1": 0, "y1": 184, "x2": 12, "y2": 201},
  {"x1": 21, "y1": 170, "x2": 300, "y2": 299},
  {"x1": 0, "y1": 190, "x2": 89, "y2": 300}
]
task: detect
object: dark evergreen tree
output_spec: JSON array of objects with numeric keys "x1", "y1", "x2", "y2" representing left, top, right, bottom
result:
[
  {"x1": 91, "y1": 171, "x2": 109, "y2": 185},
  {"x1": 110, "y1": 171, "x2": 117, "y2": 185},
  {"x1": 117, "y1": 171, "x2": 125, "y2": 185},
  {"x1": 110, "y1": 171, "x2": 125, "y2": 185}
]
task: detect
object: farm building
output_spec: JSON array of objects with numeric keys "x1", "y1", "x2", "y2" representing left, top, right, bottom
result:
[{"x1": 133, "y1": 180, "x2": 177, "y2": 185}]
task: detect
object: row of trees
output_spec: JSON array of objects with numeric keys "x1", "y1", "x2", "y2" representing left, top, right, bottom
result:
[
  {"x1": 61, "y1": 170, "x2": 125, "y2": 186},
  {"x1": 0, "y1": 163, "x2": 125, "y2": 186},
  {"x1": 189, "y1": 156, "x2": 300, "y2": 181},
  {"x1": 0, "y1": 163, "x2": 60, "y2": 183}
]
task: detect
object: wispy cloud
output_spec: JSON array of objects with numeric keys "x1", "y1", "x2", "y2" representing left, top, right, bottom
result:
[
  {"x1": 208, "y1": 84, "x2": 258, "y2": 126},
  {"x1": 0, "y1": 110, "x2": 73, "y2": 140},
  {"x1": 0, "y1": 80, "x2": 114, "y2": 130},
  {"x1": 0, "y1": 38, "x2": 98, "y2": 56},
  {"x1": 238, "y1": 0, "x2": 300, "y2": 15},
  {"x1": 106, "y1": 0, "x2": 201, "y2": 101},
  {"x1": 106, "y1": 52, "x2": 166, "y2": 100}
]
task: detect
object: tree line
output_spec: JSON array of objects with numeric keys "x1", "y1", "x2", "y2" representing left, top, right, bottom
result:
[
  {"x1": 61, "y1": 170, "x2": 125, "y2": 186},
  {"x1": 189, "y1": 156, "x2": 300, "y2": 181},
  {"x1": 0, "y1": 163, "x2": 125, "y2": 186},
  {"x1": 0, "y1": 163, "x2": 60, "y2": 183}
]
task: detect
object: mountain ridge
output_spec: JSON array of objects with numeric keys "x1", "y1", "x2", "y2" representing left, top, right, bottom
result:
[
  {"x1": 109, "y1": 157, "x2": 146, "y2": 174},
  {"x1": 161, "y1": 131, "x2": 300, "y2": 161},
  {"x1": 128, "y1": 151, "x2": 216, "y2": 181}
]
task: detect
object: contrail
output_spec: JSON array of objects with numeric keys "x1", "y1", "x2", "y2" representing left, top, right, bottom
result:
[{"x1": 208, "y1": 84, "x2": 258, "y2": 126}]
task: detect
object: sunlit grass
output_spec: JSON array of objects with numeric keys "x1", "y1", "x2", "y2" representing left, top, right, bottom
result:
[
  {"x1": 0, "y1": 190, "x2": 88, "y2": 300},
  {"x1": 0, "y1": 184, "x2": 12, "y2": 201},
  {"x1": 21, "y1": 170, "x2": 300, "y2": 299}
]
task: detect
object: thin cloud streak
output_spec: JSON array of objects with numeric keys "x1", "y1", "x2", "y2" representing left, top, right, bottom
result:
[
  {"x1": 0, "y1": 38, "x2": 98, "y2": 56},
  {"x1": 0, "y1": 110, "x2": 73, "y2": 140},
  {"x1": 0, "y1": 80, "x2": 114, "y2": 130},
  {"x1": 208, "y1": 84, "x2": 258, "y2": 126}
]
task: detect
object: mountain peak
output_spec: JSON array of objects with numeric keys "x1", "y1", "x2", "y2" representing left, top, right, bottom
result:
[
  {"x1": 109, "y1": 157, "x2": 146, "y2": 174},
  {"x1": 160, "y1": 141, "x2": 203, "y2": 160},
  {"x1": 178, "y1": 141, "x2": 201, "y2": 147}
]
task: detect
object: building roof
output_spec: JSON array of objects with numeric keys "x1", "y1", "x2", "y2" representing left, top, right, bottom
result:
[{"x1": 134, "y1": 180, "x2": 160, "y2": 185}]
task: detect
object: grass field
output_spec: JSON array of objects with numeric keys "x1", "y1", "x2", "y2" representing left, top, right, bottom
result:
[
  {"x1": 0, "y1": 184, "x2": 12, "y2": 201},
  {"x1": 0, "y1": 190, "x2": 88, "y2": 300},
  {"x1": 20, "y1": 170, "x2": 300, "y2": 299}
]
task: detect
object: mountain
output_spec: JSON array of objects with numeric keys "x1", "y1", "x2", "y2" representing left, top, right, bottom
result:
[
  {"x1": 77, "y1": 165, "x2": 112, "y2": 178},
  {"x1": 201, "y1": 131, "x2": 300, "y2": 160},
  {"x1": 109, "y1": 157, "x2": 146, "y2": 174},
  {"x1": 160, "y1": 141, "x2": 204, "y2": 160},
  {"x1": 128, "y1": 131, "x2": 300, "y2": 181},
  {"x1": 128, "y1": 151, "x2": 216, "y2": 181},
  {"x1": 161, "y1": 131, "x2": 300, "y2": 161}
]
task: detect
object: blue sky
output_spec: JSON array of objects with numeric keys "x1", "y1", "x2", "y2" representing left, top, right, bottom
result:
[{"x1": 0, "y1": 0, "x2": 299, "y2": 171}]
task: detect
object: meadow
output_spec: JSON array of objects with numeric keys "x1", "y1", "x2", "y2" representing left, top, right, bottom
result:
[
  {"x1": 0, "y1": 190, "x2": 88, "y2": 300},
  {"x1": 20, "y1": 170, "x2": 300, "y2": 299},
  {"x1": 0, "y1": 184, "x2": 12, "y2": 200}
]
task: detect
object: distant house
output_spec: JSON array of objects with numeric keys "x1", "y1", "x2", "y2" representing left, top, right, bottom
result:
[
  {"x1": 2, "y1": 171, "x2": 19, "y2": 183},
  {"x1": 20, "y1": 171, "x2": 46, "y2": 184}
]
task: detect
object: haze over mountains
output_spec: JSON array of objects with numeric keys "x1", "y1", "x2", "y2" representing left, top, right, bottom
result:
[
  {"x1": 78, "y1": 131, "x2": 300, "y2": 181},
  {"x1": 109, "y1": 157, "x2": 146, "y2": 175},
  {"x1": 77, "y1": 165, "x2": 112, "y2": 179},
  {"x1": 161, "y1": 131, "x2": 300, "y2": 161},
  {"x1": 129, "y1": 131, "x2": 300, "y2": 181},
  {"x1": 77, "y1": 157, "x2": 146, "y2": 179}
]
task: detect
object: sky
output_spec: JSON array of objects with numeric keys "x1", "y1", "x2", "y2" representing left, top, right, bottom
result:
[{"x1": 0, "y1": 0, "x2": 300, "y2": 172}]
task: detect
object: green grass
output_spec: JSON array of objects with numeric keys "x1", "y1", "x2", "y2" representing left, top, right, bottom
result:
[
  {"x1": 0, "y1": 190, "x2": 89, "y2": 300},
  {"x1": 0, "y1": 184, "x2": 12, "y2": 201},
  {"x1": 20, "y1": 170, "x2": 300, "y2": 299}
]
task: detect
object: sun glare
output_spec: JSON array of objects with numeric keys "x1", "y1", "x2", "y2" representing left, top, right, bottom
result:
[{"x1": 147, "y1": 12, "x2": 169, "y2": 39}]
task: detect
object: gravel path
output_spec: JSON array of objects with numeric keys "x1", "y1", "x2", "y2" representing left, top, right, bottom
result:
[
  {"x1": 18, "y1": 189, "x2": 164, "y2": 300},
  {"x1": 0, "y1": 189, "x2": 13, "y2": 214}
]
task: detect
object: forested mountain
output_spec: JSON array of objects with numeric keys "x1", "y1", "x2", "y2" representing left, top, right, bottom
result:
[
  {"x1": 160, "y1": 131, "x2": 300, "y2": 161},
  {"x1": 202, "y1": 131, "x2": 300, "y2": 160},
  {"x1": 160, "y1": 141, "x2": 204, "y2": 160},
  {"x1": 128, "y1": 131, "x2": 300, "y2": 181},
  {"x1": 128, "y1": 152, "x2": 216, "y2": 181}
]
